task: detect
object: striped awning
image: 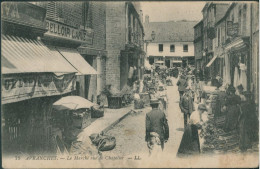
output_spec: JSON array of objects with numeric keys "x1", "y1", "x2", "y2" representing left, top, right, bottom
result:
[
  {"x1": 2, "y1": 35, "x2": 77, "y2": 74},
  {"x1": 57, "y1": 47, "x2": 98, "y2": 75}
]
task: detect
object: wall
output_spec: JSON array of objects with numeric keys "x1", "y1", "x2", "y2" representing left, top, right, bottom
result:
[
  {"x1": 91, "y1": 2, "x2": 106, "y2": 51},
  {"x1": 106, "y1": 2, "x2": 126, "y2": 90},
  {"x1": 194, "y1": 40, "x2": 203, "y2": 60},
  {"x1": 251, "y1": 2, "x2": 259, "y2": 105},
  {"x1": 147, "y1": 42, "x2": 194, "y2": 57},
  {"x1": 87, "y1": 2, "x2": 106, "y2": 99}
]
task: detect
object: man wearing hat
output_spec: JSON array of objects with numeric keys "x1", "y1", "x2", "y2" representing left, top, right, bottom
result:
[
  {"x1": 146, "y1": 98, "x2": 169, "y2": 153},
  {"x1": 179, "y1": 86, "x2": 195, "y2": 128},
  {"x1": 177, "y1": 74, "x2": 188, "y2": 100}
]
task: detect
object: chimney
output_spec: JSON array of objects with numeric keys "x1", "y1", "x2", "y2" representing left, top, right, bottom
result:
[{"x1": 145, "y1": 15, "x2": 149, "y2": 24}]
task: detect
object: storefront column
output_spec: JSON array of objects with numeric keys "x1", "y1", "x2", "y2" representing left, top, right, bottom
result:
[{"x1": 96, "y1": 54, "x2": 102, "y2": 96}]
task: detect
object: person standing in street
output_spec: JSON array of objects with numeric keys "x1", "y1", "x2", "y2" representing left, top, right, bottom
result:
[
  {"x1": 179, "y1": 87, "x2": 195, "y2": 128},
  {"x1": 177, "y1": 104, "x2": 208, "y2": 156},
  {"x1": 177, "y1": 74, "x2": 188, "y2": 100},
  {"x1": 222, "y1": 85, "x2": 241, "y2": 132},
  {"x1": 146, "y1": 99, "x2": 169, "y2": 155}
]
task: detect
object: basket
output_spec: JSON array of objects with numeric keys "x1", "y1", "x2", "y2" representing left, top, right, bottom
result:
[
  {"x1": 139, "y1": 93, "x2": 150, "y2": 106},
  {"x1": 108, "y1": 96, "x2": 122, "y2": 109},
  {"x1": 72, "y1": 111, "x2": 91, "y2": 129}
]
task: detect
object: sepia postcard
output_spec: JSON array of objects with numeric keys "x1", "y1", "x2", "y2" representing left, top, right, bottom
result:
[{"x1": 1, "y1": 1, "x2": 259, "y2": 168}]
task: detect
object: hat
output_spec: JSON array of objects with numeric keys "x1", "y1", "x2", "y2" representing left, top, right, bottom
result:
[
  {"x1": 198, "y1": 104, "x2": 207, "y2": 111},
  {"x1": 237, "y1": 84, "x2": 244, "y2": 91},
  {"x1": 150, "y1": 99, "x2": 159, "y2": 105}
]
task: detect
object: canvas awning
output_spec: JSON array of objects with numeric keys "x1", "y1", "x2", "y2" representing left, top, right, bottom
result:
[
  {"x1": 57, "y1": 48, "x2": 98, "y2": 75},
  {"x1": 144, "y1": 59, "x2": 151, "y2": 70},
  {"x1": 2, "y1": 35, "x2": 78, "y2": 74},
  {"x1": 206, "y1": 55, "x2": 218, "y2": 67}
]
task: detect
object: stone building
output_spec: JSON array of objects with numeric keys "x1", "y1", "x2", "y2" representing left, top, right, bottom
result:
[
  {"x1": 202, "y1": 2, "x2": 229, "y2": 79},
  {"x1": 194, "y1": 20, "x2": 204, "y2": 70},
  {"x1": 105, "y1": 2, "x2": 145, "y2": 90},
  {"x1": 144, "y1": 16, "x2": 197, "y2": 68},
  {"x1": 35, "y1": 2, "x2": 107, "y2": 102}
]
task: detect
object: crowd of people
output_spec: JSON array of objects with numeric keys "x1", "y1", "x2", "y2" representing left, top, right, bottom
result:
[{"x1": 144, "y1": 64, "x2": 258, "y2": 156}]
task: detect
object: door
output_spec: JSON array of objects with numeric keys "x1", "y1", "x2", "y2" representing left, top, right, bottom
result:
[{"x1": 165, "y1": 59, "x2": 170, "y2": 68}]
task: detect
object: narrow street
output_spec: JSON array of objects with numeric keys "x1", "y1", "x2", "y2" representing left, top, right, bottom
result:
[{"x1": 102, "y1": 77, "x2": 184, "y2": 159}]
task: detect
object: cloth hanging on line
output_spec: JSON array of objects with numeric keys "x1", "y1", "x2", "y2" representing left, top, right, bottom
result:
[
  {"x1": 224, "y1": 54, "x2": 231, "y2": 85},
  {"x1": 233, "y1": 66, "x2": 240, "y2": 88},
  {"x1": 239, "y1": 63, "x2": 247, "y2": 91}
]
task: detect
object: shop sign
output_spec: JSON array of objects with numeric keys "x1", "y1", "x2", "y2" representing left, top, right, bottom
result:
[
  {"x1": 1, "y1": 2, "x2": 46, "y2": 28},
  {"x1": 232, "y1": 23, "x2": 239, "y2": 36},
  {"x1": 44, "y1": 20, "x2": 93, "y2": 45},
  {"x1": 2, "y1": 74, "x2": 76, "y2": 104},
  {"x1": 227, "y1": 21, "x2": 233, "y2": 36},
  {"x1": 227, "y1": 21, "x2": 239, "y2": 36}
]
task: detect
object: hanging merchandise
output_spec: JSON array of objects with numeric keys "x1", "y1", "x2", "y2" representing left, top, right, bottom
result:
[
  {"x1": 239, "y1": 63, "x2": 247, "y2": 91},
  {"x1": 128, "y1": 66, "x2": 134, "y2": 79},
  {"x1": 224, "y1": 54, "x2": 231, "y2": 85},
  {"x1": 233, "y1": 66, "x2": 240, "y2": 88}
]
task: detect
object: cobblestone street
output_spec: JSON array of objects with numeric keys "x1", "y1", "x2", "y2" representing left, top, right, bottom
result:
[{"x1": 102, "y1": 77, "x2": 184, "y2": 159}]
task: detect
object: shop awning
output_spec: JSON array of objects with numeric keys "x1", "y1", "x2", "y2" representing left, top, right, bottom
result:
[
  {"x1": 2, "y1": 35, "x2": 77, "y2": 74},
  {"x1": 206, "y1": 55, "x2": 218, "y2": 67},
  {"x1": 172, "y1": 60, "x2": 182, "y2": 63},
  {"x1": 57, "y1": 48, "x2": 98, "y2": 75}
]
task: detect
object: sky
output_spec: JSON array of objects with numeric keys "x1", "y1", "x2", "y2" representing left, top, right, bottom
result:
[{"x1": 140, "y1": 2, "x2": 206, "y2": 22}]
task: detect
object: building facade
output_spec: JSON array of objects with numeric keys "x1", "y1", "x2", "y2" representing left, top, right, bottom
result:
[
  {"x1": 195, "y1": 2, "x2": 259, "y2": 106},
  {"x1": 144, "y1": 17, "x2": 197, "y2": 68},
  {"x1": 1, "y1": 1, "x2": 108, "y2": 155},
  {"x1": 35, "y1": 2, "x2": 106, "y2": 103},
  {"x1": 194, "y1": 20, "x2": 204, "y2": 70},
  {"x1": 106, "y1": 2, "x2": 145, "y2": 90},
  {"x1": 251, "y1": 2, "x2": 259, "y2": 107},
  {"x1": 202, "y1": 2, "x2": 230, "y2": 79},
  {"x1": 1, "y1": 2, "x2": 79, "y2": 155}
]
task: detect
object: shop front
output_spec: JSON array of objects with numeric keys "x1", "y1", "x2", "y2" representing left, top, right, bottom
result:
[
  {"x1": 42, "y1": 19, "x2": 99, "y2": 102},
  {"x1": 2, "y1": 34, "x2": 78, "y2": 155},
  {"x1": 120, "y1": 44, "x2": 145, "y2": 89},
  {"x1": 1, "y1": 2, "x2": 86, "y2": 155},
  {"x1": 224, "y1": 37, "x2": 250, "y2": 90}
]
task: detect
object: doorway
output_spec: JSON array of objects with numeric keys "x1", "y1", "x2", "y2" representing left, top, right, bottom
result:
[{"x1": 165, "y1": 59, "x2": 170, "y2": 68}]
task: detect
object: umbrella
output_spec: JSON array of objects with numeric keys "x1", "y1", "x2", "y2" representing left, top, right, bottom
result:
[{"x1": 53, "y1": 96, "x2": 95, "y2": 111}]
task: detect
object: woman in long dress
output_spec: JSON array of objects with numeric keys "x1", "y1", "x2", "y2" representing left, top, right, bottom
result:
[
  {"x1": 177, "y1": 104, "x2": 208, "y2": 157},
  {"x1": 223, "y1": 85, "x2": 241, "y2": 132},
  {"x1": 238, "y1": 91, "x2": 259, "y2": 152}
]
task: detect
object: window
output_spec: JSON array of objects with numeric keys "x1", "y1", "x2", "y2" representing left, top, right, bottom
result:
[
  {"x1": 170, "y1": 45, "x2": 175, "y2": 52},
  {"x1": 159, "y1": 44, "x2": 163, "y2": 52},
  {"x1": 183, "y1": 44, "x2": 188, "y2": 52}
]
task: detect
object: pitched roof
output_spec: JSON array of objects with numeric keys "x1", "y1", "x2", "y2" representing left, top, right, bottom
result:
[{"x1": 144, "y1": 20, "x2": 198, "y2": 42}]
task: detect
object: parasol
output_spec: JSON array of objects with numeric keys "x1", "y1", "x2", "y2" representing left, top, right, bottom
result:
[{"x1": 53, "y1": 96, "x2": 95, "y2": 111}]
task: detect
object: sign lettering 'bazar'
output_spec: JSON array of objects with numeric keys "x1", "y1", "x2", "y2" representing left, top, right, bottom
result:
[{"x1": 45, "y1": 20, "x2": 94, "y2": 45}]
